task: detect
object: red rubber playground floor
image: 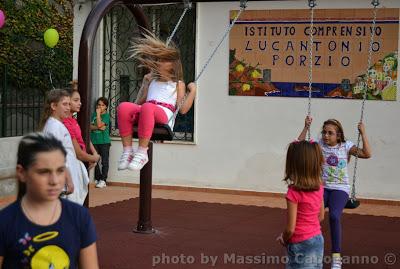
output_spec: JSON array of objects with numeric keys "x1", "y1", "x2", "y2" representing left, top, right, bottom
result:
[{"x1": 89, "y1": 192, "x2": 400, "y2": 269}]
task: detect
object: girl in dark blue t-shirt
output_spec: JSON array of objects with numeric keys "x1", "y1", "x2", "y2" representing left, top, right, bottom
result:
[{"x1": 0, "y1": 133, "x2": 99, "y2": 269}]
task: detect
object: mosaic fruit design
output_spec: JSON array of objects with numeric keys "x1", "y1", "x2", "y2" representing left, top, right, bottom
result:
[
  {"x1": 229, "y1": 49, "x2": 278, "y2": 96},
  {"x1": 350, "y1": 52, "x2": 398, "y2": 101}
]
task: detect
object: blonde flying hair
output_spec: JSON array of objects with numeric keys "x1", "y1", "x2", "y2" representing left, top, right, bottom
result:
[
  {"x1": 283, "y1": 140, "x2": 323, "y2": 191},
  {"x1": 128, "y1": 31, "x2": 183, "y2": 82}
]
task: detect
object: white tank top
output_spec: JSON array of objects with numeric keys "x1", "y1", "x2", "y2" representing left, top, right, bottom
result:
[
  {"x1": 146, "y1": 80, "x2": 178, "y2": 128},
  {"x1": 146, "y1": 80, "x2": 177, "y2": 105}
]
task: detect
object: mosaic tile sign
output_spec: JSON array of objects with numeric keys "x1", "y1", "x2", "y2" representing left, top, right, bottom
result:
[{"x1": 229, "y1": 9, "x2": 399, "y2": 100}]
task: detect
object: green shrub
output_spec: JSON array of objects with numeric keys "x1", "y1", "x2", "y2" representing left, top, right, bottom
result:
[{"x1": 0, "y1": 0, "x2": 73, "y2": 92}]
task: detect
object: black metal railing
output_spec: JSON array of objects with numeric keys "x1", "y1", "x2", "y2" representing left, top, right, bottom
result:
[{"x1": 0, "y1": 64, "x2": 46, "y2": 137}]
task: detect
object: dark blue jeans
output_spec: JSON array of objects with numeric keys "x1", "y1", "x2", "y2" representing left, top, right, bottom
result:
[
  {"x1": 94, "y1": 143, "x2": 111, "y2": 182},
  {"x1": 324, "y1": 188, "x2": 349, "y2": 253}
]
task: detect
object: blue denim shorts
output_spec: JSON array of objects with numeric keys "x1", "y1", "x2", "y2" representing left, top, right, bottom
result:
[{"x1": 286, "y1": 234, "x2": 324, "y2": 269}]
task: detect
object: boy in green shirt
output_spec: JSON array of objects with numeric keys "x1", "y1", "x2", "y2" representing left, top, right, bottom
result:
[{"x1": 90, "y1": 97, "x2": 111, "y2": 188}]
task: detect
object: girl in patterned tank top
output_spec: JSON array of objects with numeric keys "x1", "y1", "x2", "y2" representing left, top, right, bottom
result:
[{"x1": 297, "y1": 116, "x2": 371, "y2": 269}]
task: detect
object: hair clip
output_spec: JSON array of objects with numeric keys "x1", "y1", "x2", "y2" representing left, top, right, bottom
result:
[{"x1": 292, "y1": 139, "x2": 316, "y2": 144}]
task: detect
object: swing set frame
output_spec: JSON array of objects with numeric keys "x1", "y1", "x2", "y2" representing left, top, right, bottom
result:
[
  {"x1": 78, "y1": 0, "x2": 377, "y2": 232},
  {"x1": 78, "y1": 0, "x2": 254, "y2": 232}
]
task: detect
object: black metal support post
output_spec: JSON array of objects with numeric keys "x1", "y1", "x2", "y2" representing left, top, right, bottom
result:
[
  {"x1": 134, "y1": 142, "x2": 155, "y2": 233},
  {"x1": 78, "y1": 0, "x2": 149, "y2": 208}
]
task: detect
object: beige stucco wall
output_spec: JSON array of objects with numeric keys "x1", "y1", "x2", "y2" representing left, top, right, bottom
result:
[
  {"x1": 68, "y1": 0, "x2": 400, "y2": 201},
  {"x1": 1, "y1": 0, "x2": 399, "y2": 201}
]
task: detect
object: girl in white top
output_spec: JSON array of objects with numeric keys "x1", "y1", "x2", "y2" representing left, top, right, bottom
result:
[
  {"x1": 39, "y1": 89, "x2": 89, "y2": 205},
  {"x1": 117, "y1": 32, "x2": 196, "y2": 171}
]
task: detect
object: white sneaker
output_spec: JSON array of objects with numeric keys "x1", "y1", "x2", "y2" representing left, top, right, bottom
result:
[
  {"x1": 117, "y1": 151, "x2": 133, "y2": 170},
  {"x1": 331, "y1": 256, "x2": 342, "y2": 269},
  {"x1": 95, "y1": 180, "x2": 106, "y2": 188},
  {"x1": 128, "y1": 152, "x2": 149, "y2": 171}
]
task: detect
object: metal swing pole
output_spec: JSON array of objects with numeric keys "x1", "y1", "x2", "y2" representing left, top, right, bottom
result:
[
  {"x1": 135, "y1": 142, "x2": 154, "y2": 233},
  {"x1": 134, "y1": 0, "x2": 192, "y2": 234},
  {"x1": 135, "y1": 3, "x2": 247, "y2": 231}
]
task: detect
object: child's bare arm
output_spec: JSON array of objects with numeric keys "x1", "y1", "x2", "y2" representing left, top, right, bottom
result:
[
  {"x1": 89, "y1": 142, "x2": 98, "y2": 156},
  {"x1": 349, "y1": 122, "x2": 371, "y2": 159},
  {"x1": 135, "y1": 73, "x2": 151, "y2": 105},
  {"x1": 177, "y1": 82, "x2": 196, "y2": 115},
  {"x1": 298, "y1": 116, "x2": 312, "y2": 141},
  {"x1": 79, "y1": 243, "x2": 99, "y2": 269},
  {"x1": 72, "y1": 139, "x2": 100, "y2": 164},
  {"x1": 65, "y1": 169, "x2": 75, "y2": 195},
  {"x1": 283, "y1": 200, "x2": 297, "y2": 244},
  {"x1": 95, "y1": 109, "x2": 105, "y2": 128}
]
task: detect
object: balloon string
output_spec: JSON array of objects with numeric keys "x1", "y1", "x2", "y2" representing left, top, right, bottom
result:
[
  {"x1": 48, "y1": 49, "x2": 55, "y2": 90},
  {"x1": 49, "y1": 71, "x2": 55, "y2": 90}
]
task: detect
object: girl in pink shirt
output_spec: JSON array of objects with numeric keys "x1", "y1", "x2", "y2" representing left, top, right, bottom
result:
[
  {"x1": 64, "y1": 82, "x2": 100, "y2": 167},
  {"x1": 277, "y1": 140, "x2": 325, "y2": 269},
  {"x1": 62, "y1": 84, "x2": 100, "y2": 204}
]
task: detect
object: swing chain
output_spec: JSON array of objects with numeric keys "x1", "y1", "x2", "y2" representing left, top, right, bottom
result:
[
  {"x1": 307, "y1": 1, "x2": 315, "y2": 140},
  {"x1": 169, "y1": 0, "x2": 248, "y2": 125},
  {"x1": 166, "y1": 1, "x2": 192, "y2": 46},
  {"x1": 240, "y1": 0, "x2": 248, "y2": 9},
  {"x1": 194, "y1": 0, "x2": 247, "y2": 83},
  {"x1": 371, "y1": 0, "x2": 380, "y2": 7},
  {"x1": 184, "y1": 0, "x2": 192, "y2": 9},
  {"x1": 350, "y1": 1, "x2": 379, "y2": 200},
  {"x1": 308, "y1": 0, "x2": 317, "y2": 8}
]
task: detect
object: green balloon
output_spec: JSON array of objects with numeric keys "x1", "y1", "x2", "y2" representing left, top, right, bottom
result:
[{"x1": 44, "y1": 28, "x2": 59, "y2": 48}]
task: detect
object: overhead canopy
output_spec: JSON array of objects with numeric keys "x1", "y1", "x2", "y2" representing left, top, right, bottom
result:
[{"x1": 133, "y1": 0, "x2": 285, "y2": 3}]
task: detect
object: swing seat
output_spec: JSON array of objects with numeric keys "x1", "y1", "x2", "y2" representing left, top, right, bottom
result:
[
  {"x1": 345, "y1": 198, "x2": 360, "y2": 209},
  {"x1": 132, "y1": 124, "x2": 174, "y2": 141}
]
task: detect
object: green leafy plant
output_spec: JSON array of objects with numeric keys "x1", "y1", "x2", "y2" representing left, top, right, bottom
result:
[{"x1": 0, "y1": 0, "x2": 73, "y2": 92}]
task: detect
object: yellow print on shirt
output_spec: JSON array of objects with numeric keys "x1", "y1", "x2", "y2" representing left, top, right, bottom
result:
[
  {"x1": 31, "y1": 245, "x2": 70, "y2": 269},
  {"x1": 20, "y1": 231, "x2": 70, "y2": 269}
]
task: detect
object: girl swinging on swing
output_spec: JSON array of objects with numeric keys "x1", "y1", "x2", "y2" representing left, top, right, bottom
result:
[
  {"x1": 298, "y1": 117, "x2": 371, "y2": 269},
  {"x1": 117, "y1": 32, "x2": 196, "y2": 171}
]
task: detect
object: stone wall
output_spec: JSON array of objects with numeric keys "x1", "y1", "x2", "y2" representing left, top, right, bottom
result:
[{"x1": 0, "y1": 136, "x2": 19, "y2": 198}]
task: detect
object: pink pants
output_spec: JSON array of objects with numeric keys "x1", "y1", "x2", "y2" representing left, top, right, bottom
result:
[{"x1": 117, "y1": 102, "x2": 168, "y2": 139}]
